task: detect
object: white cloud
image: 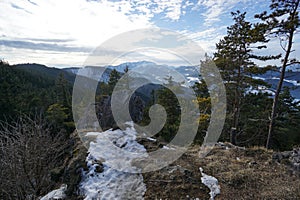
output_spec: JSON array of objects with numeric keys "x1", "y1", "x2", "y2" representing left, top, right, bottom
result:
[
  {"x1": 194, "y1": 0, "x2": 250, "y2": 26},
  {"x1": 0, "y1": 0, "x2": 190, "y2": 66},
  {"x1": 179, "y1": 26, "x2": 227, "y2": 54},
  {"x1": 3, "y1": 0, "x2": 285, "y2": 67},
  {"x1": 1, "y1": 0, "x2": 154, "y2": 66},
  {"x1": 159, "y1": 0, "x2": 183, "y2": 21}
]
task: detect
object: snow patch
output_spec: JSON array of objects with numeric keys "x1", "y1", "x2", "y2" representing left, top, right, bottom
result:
[
  {"x1": 162, "y1": 145, "x2": 176, "y2": 150},
  {"x1": 79, "y1": 122, "x2": 147, "y2": 200},
  {"x1": 271, "y1": 77, "x2": 300, "y2": 86},
  {"x1": 147, "y1": 137, "x2": 157, "y2": 142},
  {"x1": 246, "y1": 86, "x2": 275, "y2": 96},
  {"x1": 293, "y1": 99, "x2": 300, "y2": 106},
  {"x1": 199, "y1": 167, "x2": 220, "y2": 200},
  {"x1": 187, "y1": 76, "x2": 200, "y2": 82},
  {"x1": 252, "y1": 76, "x2": 266, "y2": 81},
  {"x1": 40, "y1": 184, "x2": 67, "y2": 200}
]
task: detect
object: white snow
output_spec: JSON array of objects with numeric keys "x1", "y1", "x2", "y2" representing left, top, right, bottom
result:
[
  {"x1": 284, "y1": 79, "x2": 300, "y2": 86},
  {"x1": 146, "y1": 137, "x2": 157, "y2": 142},
  {"x1": 187, "y1": 76, "x2": 200, "y2": 82},
  {"x1": 293, "y1": 99, "x2": 300, "y2": 106},
  {"x1": 246, "y1": 86, "x2": 275, "y2": 96},
  {"x1": 252, "y1": 76, "x2": 266, "y2": 81},
  {"x1": 199, "y1": 167, "x2": 220, "y2": 200},
  {"x1": 79, "y1": 122, "x2": 147, "y2": 200},
  {"x1": 271, "y1": 77, "x2": 300, "y2": 86},
  {"x1": 162, "y1": 145, "x2": 176, "y2": 150},
  {"x1": 40, "y1": 184, "x2": 67, "y2": 200}
]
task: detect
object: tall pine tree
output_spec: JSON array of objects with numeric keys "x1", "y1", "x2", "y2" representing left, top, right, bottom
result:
[
  {"x1": 255, "y1": 0, "x2": 300, "y2": 148},
  {"x1": 214, "y1": 11, "x2": 278, "y2": 144}
]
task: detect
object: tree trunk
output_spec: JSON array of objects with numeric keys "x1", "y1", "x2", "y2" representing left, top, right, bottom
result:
[
  {"x1": 231, "y1": 54, "x2": 242, "y2": 145},
  {"x1": 231, "y1": 128, "x2": 237, "y2": 145},
  {"x1": 266, "y1": 29, "x2": 296, "y2": 148}
]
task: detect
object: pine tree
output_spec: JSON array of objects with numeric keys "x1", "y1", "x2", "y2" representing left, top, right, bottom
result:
[
  {"x1": 214, "y1": 11, "x2": 277, "y2": 144},
  {"x1": 55, "y1": 73, "x2": 71, "y2": 108},
  {"x1": 255, "y1": 0, "x2": 300, "y2": 148},
  {"x1": 193, "y1": 56, "x2": 211, "y2": 143},
  {"x1": 273, "y1": 87, "x2": 300, "y2": 150},
  {"x1": 108, "y1": 69, "x2": 121, "y2": 94},
  {"x1": 156, "y1": 76, "x2": 182, "y2": 142}
]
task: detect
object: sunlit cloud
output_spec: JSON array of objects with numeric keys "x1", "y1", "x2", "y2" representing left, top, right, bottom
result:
[{"x1": 1, "y1": 0, "x2": 296, "y2": 67}]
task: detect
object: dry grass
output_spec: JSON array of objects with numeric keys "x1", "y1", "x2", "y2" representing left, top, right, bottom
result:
[
  {"x1": 143, "y1": 143, "x2": 300, "y2": 199},
  {"x1": 199, "y1": 144, "x2": 300, "y2": 200}
]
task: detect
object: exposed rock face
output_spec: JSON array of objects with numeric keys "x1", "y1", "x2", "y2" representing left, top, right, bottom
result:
[
  {"x1": 272, "y1": 147, "x2": 300, "y2": 175},
  {"x1": 291, "y1": 148, "x2": 300, "y2": 171},
  {"x1": 62, "y1": 131, "x2": 88, "y2": 198}
]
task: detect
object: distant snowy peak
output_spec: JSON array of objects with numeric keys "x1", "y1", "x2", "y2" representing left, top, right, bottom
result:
[
  {"x1": 287, "y1": 64, "x2": 300, "y2": 72},
  {"x1": 108, "y1": 61, "x2": 157, "y2": 73},
  {"x1": 62, "y1": 61, "x2": 300, "y2": 99},
  {"x1": 63, "y1": 61, "x2": 200, "y2": 84}
]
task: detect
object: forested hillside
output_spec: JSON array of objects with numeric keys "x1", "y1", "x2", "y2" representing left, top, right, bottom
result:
[{"x1": 0, "y1": 0, "x2": 299, "y2": 199}]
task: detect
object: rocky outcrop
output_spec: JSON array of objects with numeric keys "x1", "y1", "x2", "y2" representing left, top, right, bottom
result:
[
  {"x1": 272, "y1": 147, "x2": 300, "y2": 175},
  {"x1": 61, "y1": 131, "x2": 88, "y2": 199}
]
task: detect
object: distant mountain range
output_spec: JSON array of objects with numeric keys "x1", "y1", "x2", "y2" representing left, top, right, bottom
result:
[
  {"x1": 14, "y1": 63, "x2": 76, "y2": 83},
  {"x1": 257, "y1": 69, "x2": 300, "y2": 100},
  {"x1": 63, "y1": 61, "x2": 200, "y2": 85},
  {"x1": 12, "y1": 61, "x2": 300, "y2": 100}
]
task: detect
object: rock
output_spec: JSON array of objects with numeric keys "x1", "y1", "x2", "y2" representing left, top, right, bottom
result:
[
  {"x1": 40, "y1": 184, "x2": 67, "y2": 200},
  {"x1": 95, "y1": 164, "x2": 104, "y2": 173},
  {"x1": 63, "y1": 132, "x2": 88, "y2": 197},
  {"x1": 272, "y1": 152, "x2": 283, "y2": 161},
  {"x1": 281, "y1": 151, "x2": 292, "y2": 159},
  {"x1": 272, "y1": 147, "x2": 300, "y2": 175}
]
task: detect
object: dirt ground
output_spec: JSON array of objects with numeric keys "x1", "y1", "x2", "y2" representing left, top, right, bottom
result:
[{"x1": 140, "y1": 140, "x2": 300, "y2": 200}]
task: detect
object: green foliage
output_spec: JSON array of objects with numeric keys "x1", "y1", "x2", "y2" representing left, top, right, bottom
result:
[
  {"x1": 237, "y1": 93, "x2": 272, "y2": 146},
  {"x1": 255, "y1": 0, "x2": 300, "y2": 148},
  {"x1": 46, "y1": 103, "x2": 68, "y2": 131},
  {"x1": 214, "y1": 11, "x2": 278, "y2": 144},
  {"x1": 192, "y1": 77, "x2": 211, "y2": 143},
  {"x1": 0, "y1": 62, "x2": 55, "y2": 121},
  {"x1": 0, "y1": 61, "x2": 74, "y2": 134},
  {"x1": 155, "y1": 77, "x2": 181, "y2": 142},
  {"x1": 272, "y1": 87, "x2": 300, "y2": 150},
  {"x1": 108, "y1": 69, "x2": 121, "y2": 94}
]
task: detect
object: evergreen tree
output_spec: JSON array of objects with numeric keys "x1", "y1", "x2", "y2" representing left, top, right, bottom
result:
[
  {"x1": 108, "y1": 69, "x2": 121, "y2": 94},
  {"x1": 193, "y1": 56, "x2": 211, "y2": 143},
  {"x1": 214, "y1": 11, "x2": 277, "y2": 144},
  {"x1": 272, "y1": 87, "x2": 300, "y2": 150},
  {"x1": 156, "y1": 76, "x2": 182, "y2": 142},
  {"x1": 255, "y1": 0, "x2": 300, "y2": 148},
  {"x1": 55, "y1": 73, "x2": 71, "y2": 108}
]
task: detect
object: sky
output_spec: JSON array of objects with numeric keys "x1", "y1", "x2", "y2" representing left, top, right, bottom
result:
[{"x1": 0, "y1": 0, "x2": 299, "y2": 67}]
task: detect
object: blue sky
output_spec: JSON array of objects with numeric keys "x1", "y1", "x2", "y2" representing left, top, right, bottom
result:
[{"x1": 0, "y1": 0, "x2": 298, "y2": 67}]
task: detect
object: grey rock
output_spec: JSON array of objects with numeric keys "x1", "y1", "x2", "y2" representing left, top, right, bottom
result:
[{"x1": 273, "y1": 148, "x2": 300, "y2": 175}]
